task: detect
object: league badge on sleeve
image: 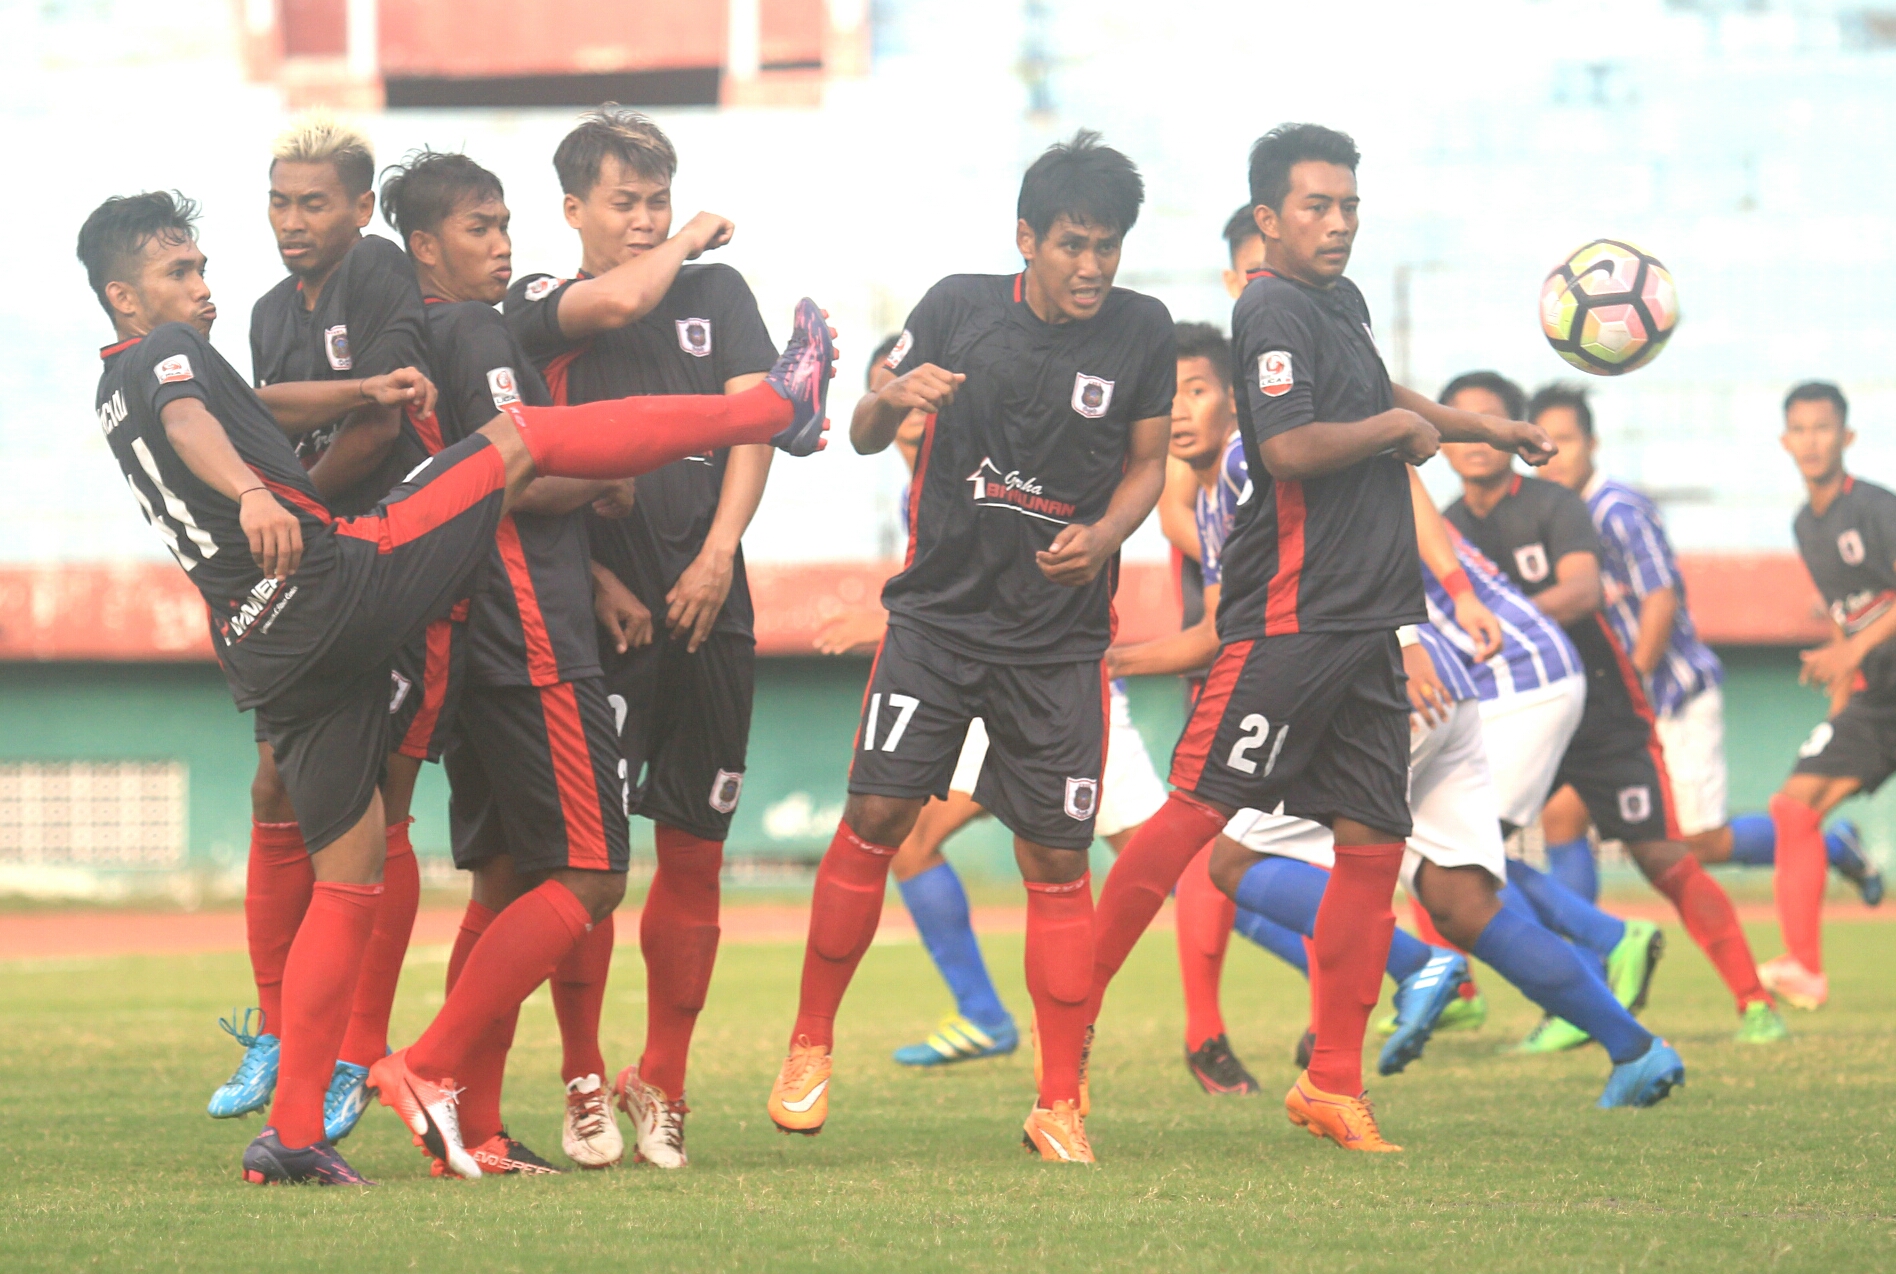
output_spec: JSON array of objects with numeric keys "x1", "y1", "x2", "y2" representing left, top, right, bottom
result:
[
  {"x1": 1514, "y1": 543, "x2": 1550, "y2": 583},
  {"x1": 154, "y1": 354, "x2": 194, "y2": 385},
  {"x1": 1258, "y1": 349, "x2": 1294, "y2": 397},
  {"x1": 324, "y1": 325, "x2": 352, "y2": 371},
  {"x1": 1071, "y1": 373, "x2": 1114, "y2": 419},
  {"x1": 1064, "y1": 777, "x2": 1099, "y2": 821},
  {"x1": 676, "y1": 318, "x2": 714, "y2": 358},
  {"x1": 883, "y1": 329, "x2": 914, "y2": 371},
  {"x1": 486, "y1": 366, "x2": 522, "y2": 409},
  {"x1": 523, "y1": 276, "x2": 563, "y2": 303},
  {"x1": 1838, "y1": 529, "x2": 1866, "y2": 566}
]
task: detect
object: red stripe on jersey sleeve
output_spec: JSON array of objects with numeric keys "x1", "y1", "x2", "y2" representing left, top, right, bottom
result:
[
  {"x1": 494, "y1": 515, "x2": 561, "y2": 685},
  {"x1": 333, "y1": 446, "x2": 503, "y2": 552},
  {"x1": 1169, "y1": 639, "x2": 1253, "y2": 792},
  {"x1": 1264, "y1": 479, "x2": 1305, "y2": 634},
  {"x1": 539, "y1": 681, "x2": 610, "y2": 871}
]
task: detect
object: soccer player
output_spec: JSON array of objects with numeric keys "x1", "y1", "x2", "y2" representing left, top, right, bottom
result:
[
  {"x1": 79, "y1": 189, "x2": 834, "y2": 1182},
  {"x1": 1535, "y1": 383, "x2": 1881, "y2": 908},
  {"x1": 211, "y1": 114, "x2": 446, "y2": 1139},
  {"x1": 1760, "y1": 381, "x2": 1896, "y2": 1009},
  {"x1": 1440, "y1": 381, "x2": 1791, "y2": 1045},
  {"x1": 504, "y1": 107, "x2": 778, "y2": 1168},
  {"x1": 1085, "y1": 124, "x2": 1553, "y2": 1155},
  {"x1": 766, "y1": 132, "x2": 1174, "y2": 1164}
]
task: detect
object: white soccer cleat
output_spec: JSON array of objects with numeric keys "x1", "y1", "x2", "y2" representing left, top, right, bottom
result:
[
  {"x1": 562, "y1": 1073, "x2": 624, "y2": 1169},
  {"x1": 613, "y1": 1064, "x2": 689, "y2": 1169}
]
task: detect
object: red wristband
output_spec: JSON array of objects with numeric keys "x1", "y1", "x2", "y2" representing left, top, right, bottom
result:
[{"x1": 1441, "y1": 566, "x2": 1475, "y2": 600}]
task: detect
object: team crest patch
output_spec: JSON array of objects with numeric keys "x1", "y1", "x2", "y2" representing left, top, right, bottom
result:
[
  {"x1": 154, "y1": 354, "x2": 193, "y2": 385},
  {"x1": 388, "y1": 669, "x2": 413, "y2": 715},
  {"x1": 1064, "y1": 777, "x2": 1098, "y2": 820},
  {"x1": 883, "y1": 329, "x2": 914, "y2": 371},
  {"x1": 324, "y1": 324, "x2": 352, "y2": 371},
  {"x1": 1514, "y1": 543, "x2": 1550, "y2": 583},
  {"x1": 1616, "y1": 785, "x2": 1652, "y2": 825},
  {"x1": 709, "y1": 769, "x2": 745, "y2": 814},
  {"x1": 1838, "y1": 529, "x2": 1865, "y2": 566},
  {"x1": 1258, "y1": 349, "x2": 1294, "y2": 397},
  {"x1": 486, "y1": 366, "x2": 522, "y2": 408},
  {"x1": 1071, "y1": 374, "x2": 1114, "y2": 419},
  {"x1": 523, "y1": 275, "x2": 562, "y2": 302},
  {"x1": 676, "y1": 318, "x2": 714, "y2": 358}
]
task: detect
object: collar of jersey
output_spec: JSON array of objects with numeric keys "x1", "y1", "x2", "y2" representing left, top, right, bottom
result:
[
  {"x1": 100, "y1": 336, "x2": 141, "y2": 360},
  {"x1": 1582, "y1": 469, "x2": 1609, "y2": 502}
]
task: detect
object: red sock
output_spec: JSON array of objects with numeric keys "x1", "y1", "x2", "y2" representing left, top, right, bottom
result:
[
  {"x1": 409, "y1": 880, "x2": 593, "y2": 1081},
  {"x1": 446, "y1": 899, "x2": 498, "y2": 994},
  {"x1": 1087, "y1": 792, "x2": 1229, "y2": 1020},
  {"x1": 268, "y1": 881, "x2": 382, "y2": 1148},
  {"x1": 246, "y1": 821, "x2": 313, "y2": 1037},
  {"x1": 1026, "y1": 875, "x2": 1095, "y2": 1106},
  {"x1": 637, "y1": 825, "x2": 723, "y2": 1099},
  {"x1": 443, "y1": 899, "x2": 510, "y2": 1145},
  {"x1": 1769, "y1": 793, "x2": 1826, "y2": 973},
  {"x1": 1654, "y1": 854, "x2": 1771, "y2": 1010},
  {"x1": 792, "y1": 822, "x2": 897, "y2": 1049},
  {"x1": 337, "y1": 822, "x2": 421, "y2": 1066},
  {"x1": 1307, "y1": 843, "x2": 1404, "y2": 1096},
  {"x1": 505, "y1": 386, "x2": 790, "y2": 481},
  {"x1": 552, "y1": 915, "x2": 613, "y2": 1084},
  {"x1": 1175, "y1": 846, "x2": 1235, "y2": 1047}
]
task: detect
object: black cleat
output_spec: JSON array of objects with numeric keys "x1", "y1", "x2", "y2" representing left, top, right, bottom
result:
[
  {"x1": 241, "y1": 1128, "x2": 373, "y2": 1186},
  {"x1": 1185, "y1": 1033, "x2": 1261, "y2": 1095},
  {"x1": 449, "y1": 1131, "x2": 564, "y2": 1177},
  {"x1": 1293, "y1": 1028, "x2": 1315, "y2": 1071},
  {"x1": 764, "y1": 298, "x2": 837, "y2": 456}
]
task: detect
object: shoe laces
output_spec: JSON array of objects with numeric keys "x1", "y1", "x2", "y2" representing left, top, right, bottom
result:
[
  {"x1": 568, "y1": 1084, "x2": 613, "y2": 1140},
  {"x1": 782, "y1": 1037, "x2": 830, "y2": 1088},
  {"x1": 218, "y1": 1006, "x2": 263, "y2": 1051},
  {"x1": 653, "y1": 1096, "x2": 690, "y2": 1153}
]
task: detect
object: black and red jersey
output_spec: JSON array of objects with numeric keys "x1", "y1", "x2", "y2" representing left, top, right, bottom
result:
[
  {"x1": 877, "y1": 273, "x2": 1176, "y2": 664},
  {"x1": 422, "y1": 297, "x2": 599, "y2": 687},
  {"x1": 1217, "y1": 269, "x2": 1422, "y2": 638},
  {"x1": 95, "y1": 322, "x2": 363, "y2": 707},
  {"x1": 1795, "y1": 474, "x2": 1896, "y2": 697},
  {"x1": 504, "y1": 262, "x2": 777, "y2": 642},
  {"x1": 249, "y1": 233, "x2": 434, "y2": 515}
]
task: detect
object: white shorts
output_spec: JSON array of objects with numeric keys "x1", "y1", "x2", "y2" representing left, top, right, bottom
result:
[
  {"x1": 1477, "y1": 674, "x2": 1587, "y2": 829},
  {"x1": 1225, "y1": 698, "x2": 1507, "y2": 896},
  {"x1": 946, "y1": 682, "x2": 1167, "y2": 839},
  {"x1": 1653, "y1": 685, "x2": 1727, "y2": 836}
]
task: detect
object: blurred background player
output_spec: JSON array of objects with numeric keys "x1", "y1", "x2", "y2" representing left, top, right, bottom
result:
[
  {"x1": 505, "y1": 107, "x2": 773, "y2": 1169},
  {"x1": 769, "y1": 131, "x2": 1175, "y2": 1165}
]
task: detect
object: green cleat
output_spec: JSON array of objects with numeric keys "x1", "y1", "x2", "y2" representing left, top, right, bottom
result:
[
  {"x1": 1735, "y1": 1000, "x2": 1791, "y2": 1045},
  {"x1": 1514, "y1": 1013, "x2": 1592, "y2": 1053},
  {"x1": 1605, "y1": 920, "x2": 1664, "y2": 1014},
  {"x1": 1436, "y1": 992, "x2": 1487, "y2": 1032}
]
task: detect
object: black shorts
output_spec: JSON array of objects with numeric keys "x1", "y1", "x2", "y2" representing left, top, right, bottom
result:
[
  {"x1": 1170, "y1": 631, "x2": 1413, "y2": 839},
  {"x1": 1551, "y1": 660, "x2": 1680, "y2": 843},
  {"x1": 1791, "y1": 693, "x2": 1896, "y2": 794},
  {"x1": 604, "y1": 628, "x2": 755, "y2": 842},
  {"x1": 390, "y1": 608, "x2": 469, "y2": 763},
  {"x1": 444, "y1": 677, "x2": 630, "y2": 876},
  {"x1": 848, "y1": 624, "x2": 1106, "y2": 851},
  {"x1": 257, "y1": 435, "x2": 505, "y2": 852}
]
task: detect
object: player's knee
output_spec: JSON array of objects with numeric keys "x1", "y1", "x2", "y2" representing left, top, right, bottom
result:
[
  {"x1": 1206, "y1": 839, "x2": 1253, "y2": 900},
  {"x1": 842, "y1": 793, "x2": 921, "y2": 847},
  {"x1": 557, "y1": 869, "x2": 626, "y2": 922},
  {"x1": 1626, "y1": 839, "x2": 1686, "y2": 881}
]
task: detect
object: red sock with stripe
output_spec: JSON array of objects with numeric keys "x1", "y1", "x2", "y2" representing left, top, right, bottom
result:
[
  {"x1": 1653, "y1": 854, "x2": 1772, "y2": 1010},
  {"x1": 268, "y1": 881, "x2": 383, "y2": 1149},
  {"x1": 1175, "y1": 845, "x2": 1235, "y2": 1047},
  {"x1": 444, "y1": 900, "x2": 511, "y2": 1146},
  {"x1": 505, "y1": 386, "x2": 791, "y2": 481},
  {"x1": 246, "y1": 821, "x2": 313, "y2": 1037},
  {"x1": 409, "y1": 880, "x2": 594, "y2": 1082},
  {"x1": 551, "y1": 914, "x2": 613, "y2": 1084},
  {"x1": 1025, "y1": 875, "x2": 1095, "y2": 1107},
  {"x1": 637, "y1": 826, "x2": 723, "y2": 1099},
  {"x1": 1768, "y1": 793, "x2": 1826, "y2": 973},
  {"x1": 1087, "y1": 792, "x2": 1229, "y2": 1020},
  {"x1": 337, "y1": 821, "x2": 421, "y2": 1067},
  {"x1": 1307, "y1": 843, "x2": 1405, "y2": 1096},
  {"x1": 791, "y1": 823, "x2": 897, "y2": 1049}
]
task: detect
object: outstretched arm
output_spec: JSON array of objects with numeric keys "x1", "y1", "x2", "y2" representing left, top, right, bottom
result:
[
  {"x1": 1392, "y1": 383, "x2": 1554, "y2": 465},
  {"x1": 1257, "y1": 408, "x2": 1438, "y2": 481},
  {"x1": 255, "y1": 367, "x2": 437, "y2": 434},
  {"x1": 159, "y1": 397, "x2": 303, "y2": 579}
]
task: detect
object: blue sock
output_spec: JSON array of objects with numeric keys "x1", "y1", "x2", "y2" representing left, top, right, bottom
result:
[
  {"x1": 896, "y1": 863, "x2": 1009, "y2": 1031},
  {"x1": 1231, "y1": 905, "x2": 1309, "y2": 976},
  {"x1": 1728, "y1": 814, "x2": 1775, "y2": 866},
  {"x1": 1505, "y1": 858, "x2": 1626, "y2": 960},
  {"x1": 1232, "y1": 856, "x2": 1433, "y2": 982},
  {"x1": 1473, "y1": 909, "x2": 1653, "y2": 1064},
  {"x1": 1544, "y1": 836, "x2": 1599, "y2": 901}
]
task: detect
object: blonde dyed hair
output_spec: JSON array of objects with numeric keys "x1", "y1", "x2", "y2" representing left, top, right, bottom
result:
[{"x1": 269, "y1": 110, "x2": 375, "y2": 196}]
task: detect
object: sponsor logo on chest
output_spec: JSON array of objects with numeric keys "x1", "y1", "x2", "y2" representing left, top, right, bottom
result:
[
  {"x1": 323, "y1": 324, "x2": 352, "y2": 371},
  {"x1": 966, "y1": 456, "x2": 1076, "y2": 523},
  {"x1": 1071, "y1": 373, "x2": 1114, "y2": 418},
  {"x1": 676, "y1": 317, "x2": 713, "y2": 358},
  {"x1": 1514, "y1": 542, "x2": 1550, "y2": 583},
  {"x1": 486, "y1": 366, "x2": 521, "y2": 408},
  {"x1": 1838, "y1": 528, "x2": 1866, "y2": 566},
  {"x1": 97, "y1": 389, "x2": 127, "y2": 436}
]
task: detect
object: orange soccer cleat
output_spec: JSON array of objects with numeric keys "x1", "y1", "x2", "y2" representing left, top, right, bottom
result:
[
  {"x1": 1021, "y1": 1100, "x2": 1094, "y2": 1163},
  {"x1": 767, "y1": 1036, "x2": 832, "y2": 1135},
  {"x1": 1284, "y1": 1072, "x2": 1402, "y2": 1153}
]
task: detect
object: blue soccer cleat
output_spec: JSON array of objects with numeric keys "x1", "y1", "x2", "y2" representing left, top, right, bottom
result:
[
  {"x1": 1827, "y1": 821, "x2": 1884, "y2": 907},
  {"x1": 241, "y1": 1128, "x2": 373, "y2": 1186},
  {"x1": 1597, "y1": 1038, "x2": 1685, "y2": 1109},
  {"x1": 208, "y1": 1008, "x2": 279, "y2": 1119},
  {"x1": 1377, "y1": 949, "x2": 1469, "y2": 1077},
  {"x1": 324, "y1": 1060, "x2": 372, "y2": 1142},
  {"x1": 764, "y1": 298, "x2": 837, "y2": 457},
  {"x1": 893, "y1": 1014, "x2": 1019, "y2": 1067}
]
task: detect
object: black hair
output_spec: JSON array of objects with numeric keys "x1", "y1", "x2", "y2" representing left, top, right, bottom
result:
[
  {"x1": 553, "y1": 105, "x2": 677, "y2": 198},
  {"x1": 1527, "y1": 382, "x2": 1593, "y2": 436},
  {"x1": 1016, "y1": 129, "x2": 1144, "y2": 241},
  {"x1": 76, "y1": 191, "x2": 200, "y2": 317},
  {"x1": 1174, "y1": 321, "x2": 1231, "y2": 381},
  {"x1": 1783, "y1": 381, "x2": 1848, "y2": 425},
  {"x1": 1247, "y1": 123, "x2": 1360, "y2": 212},
  {"x1": 1439, "y1": 370, "x2": 1526, "y2": 421},
  {"x1": 1222, "y1": 203, "x2": 1261, "y2": 260},
  {"x1": 379, "y1": 150, "x2": 505, "y2": 253},
  {"x1": 868, "y1": 332, "x2": 903, "y2": 388}
]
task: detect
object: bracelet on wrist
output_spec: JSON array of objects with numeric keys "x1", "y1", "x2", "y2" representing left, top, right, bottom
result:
[
  {"x1": 237, "y1": 486, "x2": 267, "y2": 500},
  {"x1": 1441, "y1": 566, "x2": 1475, "y2": 600}
]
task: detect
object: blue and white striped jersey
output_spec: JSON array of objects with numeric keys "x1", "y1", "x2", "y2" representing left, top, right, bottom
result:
[
  {"x1": 1422, "y1": 528, "x2": 1585, "y2": 701},
  {"x1": 1583, "y1": 473, "x2": 1723, "y2": 716},
  {"x1": 1194, "y1": 433, "x2": 1248, "y2": 587},
  {"x1": 1415, "y1": 620, "x2": 1482, "y2": 703}
]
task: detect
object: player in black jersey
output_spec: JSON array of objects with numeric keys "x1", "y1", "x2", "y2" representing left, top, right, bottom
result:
[
  {"x1": 504, "y1": 108, "x2": 778, "y2": 1161},
  {"x1": 1765, "y1": 381, "x2": 1896, "y2": 1009},
  {"x1": 1440, "y1": 373, "x2": 1787, "y2": 1045},
  {"x1": 1086, "y1": 124, "x2": 1554, "y2": 1155},
  {"x1": 81, "y1": 189, "x2": 835, "y2": 1184},
  {"x1": 765, "y1": 132, "x2": 1173, "y2": 1164}
]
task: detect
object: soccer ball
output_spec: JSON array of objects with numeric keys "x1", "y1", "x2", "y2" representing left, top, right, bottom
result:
[{"x1": 1538, "y1": 240, "x2": 1679, "y2": 376}]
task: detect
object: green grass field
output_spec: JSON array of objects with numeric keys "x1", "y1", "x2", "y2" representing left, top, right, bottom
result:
[{"x1": 3, "y1": 916, "x2": 1892, "y2": 1272}]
